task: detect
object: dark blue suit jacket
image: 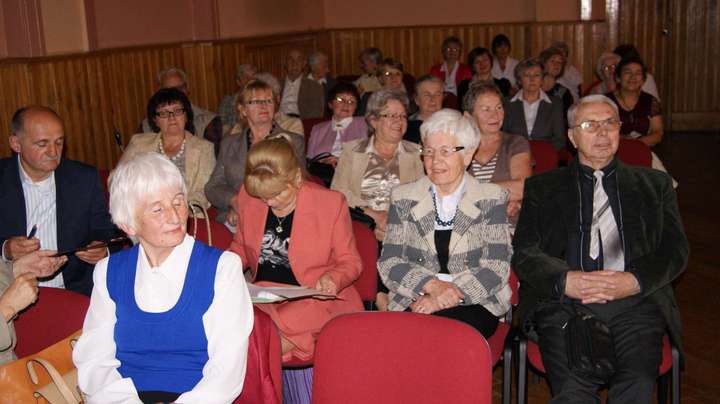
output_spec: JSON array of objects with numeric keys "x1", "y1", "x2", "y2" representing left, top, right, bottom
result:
[{"x1": 0, "y1": 157, "x2": 118, "y2": 296}]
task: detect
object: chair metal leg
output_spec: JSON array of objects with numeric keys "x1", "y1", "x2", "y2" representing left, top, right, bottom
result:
[
  {"x1": 657, "y1": 373, "x2": 669, "y2": 404},
  {"x1": 503, "y1": 340, "x2": 513, "y2": 404},
  {"x1": 672, "y1": 346, "x2": 680, "y2": 404},
  {"x1": 518, "y1": 338, "x2": 528, "y2": 404}
]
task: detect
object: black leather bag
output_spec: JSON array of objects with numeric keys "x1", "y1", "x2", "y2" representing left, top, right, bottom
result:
[
  {"x1": 349, "y1": 206, "x2": 376, "y2": 230},
  {"x1": 307, "y1": 152, "x2": 335, "y2": 187},
  {"x1": 564, "y1": 305, "x2": 617, "y2": 384}
]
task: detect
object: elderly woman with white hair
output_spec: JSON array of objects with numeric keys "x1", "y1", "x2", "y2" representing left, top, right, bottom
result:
[
  {"x1": 378, "y1": 109, "x2": 513, "y2": 336},
  {"x1": 74, "y1": 152, "x2": 253, "y2": 404}
]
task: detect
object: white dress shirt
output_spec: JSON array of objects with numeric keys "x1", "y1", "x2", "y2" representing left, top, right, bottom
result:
[
  {"x1": 74, "y1": 235, "x2": 253, "y2": 404},
  {"x1": 307, "y1": 73, "x2": 327, "y2": 86},
  {"x1": 9, "y1": 157, "x2": 63, "y2": 288},
  {"x1": 511, "y1": 89, "x2": 552, "y2": 137},
  {"x1": 280, "y1": 76, "x2": 302, "y2": 116},
  {"x1": 441, "y1": 62, "x2": 460, "y2": 95},
  {"x1": 492, "y1": 56, "x2": 519, "y2": 87}
]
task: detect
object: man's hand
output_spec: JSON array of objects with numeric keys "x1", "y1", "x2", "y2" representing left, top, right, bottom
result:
[
  {"x1": 0, "y1": 273, "x2": 39, "y2": 321},
  {"x1": 13, "y1": 250, "x2": 67, "y2": 278},
  {"x1": 565, "y1": 270, "x2": 641, "y2": 304},
  {"x1": 423, "y1": 279, "x2": 464, "y2": 309},
  {"x1": 75, "y1": 241, "x2": 108, "y2": 265},
  {"x1": 315, "y1": 272, "x2": 338, "y2": 295},
  {"x1": 4, "y1": 236, "x2": 40, "y2": 260}
]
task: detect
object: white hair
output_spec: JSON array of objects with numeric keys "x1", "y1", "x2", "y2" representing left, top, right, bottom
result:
[
  {"x1": 254, "y1": 72, "x2": 281, "y2": 98},
  {"x1": 595, "y1": 52, "x2": 621, "y2": 79},
  {"x1": 420, "y1": 109, "x2": 479, "y2": 150},
  {"x1": 109, "y1": 152, "x2": 187, "y2": 230},
  {"x1": 567, "y1": 95, "x2": 620, "y2": 127},
  {"x1": 157, "y1": 67, "x2": 187, "y2": 86},
  {"x1": 308, "y1": 51, "x2": 328, "y2": 67}
]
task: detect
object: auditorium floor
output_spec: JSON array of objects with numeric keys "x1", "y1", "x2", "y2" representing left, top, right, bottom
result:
[{"x1": 491, "y1": 131, "x2": 720, "y2": 404}]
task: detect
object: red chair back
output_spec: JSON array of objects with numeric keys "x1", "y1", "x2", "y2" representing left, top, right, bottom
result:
[
  {"x1": 98, "y1": 168, "x2": 110, "y2": 203},
  {"x1": 13, "y1": 287, "x2": 90, "y2": 357},
  {"x1": 509, "y1": 270, "x2": 520, "y2": 306},
  {"x1": 529, "y1": 140, "x2": 559, "y2": 174},
  {"x1": 187, "y1": 217, "x2": 234, "y2": 250},
  {"x1": 313, "y1": 312, "x2": 493, "y2": 404},
  {"x1": 351, "y1": 221, "x2": 378, "y2": 302},
  {"x1": 301, "y1": 118, "x2": 327, "y2": 150},
  {"x1": 617, "y1": 138, "x2": 652, "y2": 167},
  {"x1": 234, "y1": 307, "x2": 282, "y2": 404}
]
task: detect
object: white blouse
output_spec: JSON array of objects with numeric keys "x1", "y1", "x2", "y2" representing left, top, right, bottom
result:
[{"x1": 73, "y1": 235, "x2": 253, "y2": 404}]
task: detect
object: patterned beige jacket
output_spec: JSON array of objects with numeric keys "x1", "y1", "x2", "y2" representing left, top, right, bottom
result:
[
  {"x1": 0, "y1": 260, "x2": 17, "y2": 365},
  {"x1": 378, "y1": 174, "x2": 513, "y2": 315}
]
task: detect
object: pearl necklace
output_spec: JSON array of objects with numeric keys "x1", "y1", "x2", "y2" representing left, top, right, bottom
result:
[{"x1": 158, "y1": 137, "x2": 186, "y2": 163}]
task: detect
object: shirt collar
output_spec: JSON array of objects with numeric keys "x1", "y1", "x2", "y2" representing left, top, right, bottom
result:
[
  {"x1": 138, "y1": 234, "x2": 194, "y2": 273},
  {"x1": 307, "y1": 73, "x2": 327, "y2": 84},
  {"x1": 511, "y1": 89, "x2": 552, "y2": 104},
  {"x1": 578, "y1": 156, "x2": 619, "y2": 179},
  {"x1": 17, "y1": 155, "x2": 55, "y2": 188},
  {"x1": 364, "y1": 136, "x2": 407, "y2": 155},
  {"x1": 331, "y1": 116, "x2": 353, "y2": 130}
]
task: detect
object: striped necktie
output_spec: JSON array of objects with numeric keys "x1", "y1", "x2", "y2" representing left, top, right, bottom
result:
[{"x1": 589, "y1": 170, "x2": 625, "y2": 271}]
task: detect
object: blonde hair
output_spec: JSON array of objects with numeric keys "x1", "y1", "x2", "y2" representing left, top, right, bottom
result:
[{"x1": 244, "y1": 137, "x2": 303, "y2": 200}]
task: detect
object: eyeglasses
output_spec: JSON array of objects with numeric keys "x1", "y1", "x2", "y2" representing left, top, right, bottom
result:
[
  {"x1": 419, "y1": 146, "x2": 465, "y2": 159},
  {"x1": 383, "y1": 71, "x2": 403, "y2": 77},
  {"x1": 571, "y1": 118, "x2": 622, "y2": 133},
  {"x1": 602, "y1": 64, "x2": 617, "y2": 71},
  {"x1": 445, "y1": 46, "x2": 461, "y2": 52},
  {"x1": 379, "y1": 113, "x2": 407, "y2": 120},
  {"x1": 334, "y1": 97, "x2": 357, "y2": 105},
  {"x1": 156, "y1": 107, "x2": 186, "y2": 118},
  {"x1": 247, "y1": 99, "x2": 274, "y2": 107}
]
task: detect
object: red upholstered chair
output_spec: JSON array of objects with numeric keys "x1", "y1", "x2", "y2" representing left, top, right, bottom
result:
[
  {"x1": 13, "y1": 287, "x2": 90, "y2": 357},
  {"x1": 484, "y1": 270, "x2": 519, "y2": 404},
  {"x1": 187, "y1": 217, "x2": 234, "y2": 250},
  {"x1": 529, "y1": 140, "x2": 559, "y2": 174},
  {"x1": 517, "y1": 326, "x2": 680, "y2": 404},
  {"x1": 234, "y1": 307, "x2": 282, "y2": 404},
  {"x1": 313, "y1": 312, "x2": 493, "y2": 404},
  {"x1": 617, "y1": 138, "x2": 652, "y2": 167},
  {"x1": 301, "y1": 118, "x2": 327, "y2": 150},
  {"x1": 350, "y1": 220, "x2": 378, "y2": 304}
]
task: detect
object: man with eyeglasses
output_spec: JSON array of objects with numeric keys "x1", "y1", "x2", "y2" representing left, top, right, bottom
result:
[
  {"x1": 512, "y1": 94, "x2": 688, "y2": 403},
  {"x1": 279, "y1": 49, "x2": 325, "y2": 119},
  {"x1": 139, "y1": 67, "x2": 223, "y2": 154}
]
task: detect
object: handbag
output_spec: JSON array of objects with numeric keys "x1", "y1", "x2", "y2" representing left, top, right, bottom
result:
[
  {"x1": 0, "y1": 330, "x2": 82, "y2": 404},
  {"x1": 349, "y1": 206, "x2": 376, "y2": 230},
  {"x1": 564, "y1": 304, "x2": 617, "y2": 384},
  {"x1": 188, "y1": 201, "x2": 213, "y2": 246},
  {"x1": 307, "y1": 152, "x2": 335, "y2": 187},
  {"x1": 27, "y1": 358, "x2": 82, "y2": 404}
]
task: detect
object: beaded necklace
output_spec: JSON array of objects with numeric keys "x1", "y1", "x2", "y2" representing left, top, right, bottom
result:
[
  {"x1": 431, "y1": 189, "x2": 457, "y2": 227},
  {"x1": 158, "y1": 136, "x2": 187, "y2": 163}
]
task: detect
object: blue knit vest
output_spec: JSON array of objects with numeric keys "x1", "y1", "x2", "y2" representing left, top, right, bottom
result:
[{"x1": 107, "y1": 241, "x2": 221, "y2": 393}]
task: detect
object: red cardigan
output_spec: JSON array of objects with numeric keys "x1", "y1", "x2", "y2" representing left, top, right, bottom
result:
[{"x1": 430, "y1": 62, "x2": 473, "y2": 89}]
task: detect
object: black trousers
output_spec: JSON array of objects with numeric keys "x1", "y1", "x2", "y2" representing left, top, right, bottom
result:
[
  {"x1": 405, "y1": 304, "x2": 499, "y2": 338},
  {"x1": 533, "y1": 298, "x2": 665, "y2": 404},
  {"x1": 138, "y1": 391, "x2": 181, "y2": 404}
]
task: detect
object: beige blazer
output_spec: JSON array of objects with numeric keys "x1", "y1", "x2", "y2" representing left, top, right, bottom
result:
[
  {"x1": 0, "y1": 261, "x2": 17, "y2": 365},
  {"x1": 331, "y1": 137, "x2": 425, "y2": 208},
  {"x1": 121, "y1": 132, "x2": 216, "y2": 208}
]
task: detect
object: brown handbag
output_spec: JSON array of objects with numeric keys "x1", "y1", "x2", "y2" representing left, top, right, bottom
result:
[{"x1": 0, "y1": 330, "x2": 81, "y2": 404}]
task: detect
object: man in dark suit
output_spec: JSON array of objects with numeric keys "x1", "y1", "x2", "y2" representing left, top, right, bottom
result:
[
  {"x1": 279, "y1": 49, "x2": 325, "y2": 119},
  {"x1": 0, "y1": 106, "x2": 117, "y2": 296},
  {"x1": 512, "y1": 95, "x2": 688, "y2": 403}
]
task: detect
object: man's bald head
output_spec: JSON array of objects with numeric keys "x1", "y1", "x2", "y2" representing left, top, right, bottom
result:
[{"x1": 11, "y1": 106, "x2": 63, "y2": 138}]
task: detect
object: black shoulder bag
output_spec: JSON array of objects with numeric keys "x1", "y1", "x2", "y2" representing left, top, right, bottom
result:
[
  {"x1": 564, "y1": 304, "x2": 617, "y2": 384},
  {"x1": 307, "y1": 152, "x2": 335, "y2": 187}
]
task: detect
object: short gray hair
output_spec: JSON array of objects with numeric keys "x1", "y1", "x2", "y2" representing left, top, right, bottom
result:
[
  {"x1": 235, "y1": 64, "x2": 257, "y2": 80},
  {"x1": 308, "y1": 51, "x2": 328, "y2": 67},
  {"x1": 109, "y1": 152, "x2": 187, "y2": 231},
  {"x1": 514, "y1": 58, "x2": 545, "y2": 87},
  {"x1": 420, "y1": 109, "x2": 479, "y2": 150},
  {"x1": 414, "y1": 74, "x2": 443, "y2": 95},
  {"x1": 595, "y1": 52, "x2": 621, "y2": 79},
  {"x1": 254, "y1": 72, "x2": 281, "y2": 98},
  {"x1": 567, "y1": 95, "x2": 620, "y2": 128},
  {"x1": 365, "y1": 89, "x2": 409, "y2": 135},
  {"x1": 157, "y1": 67, "x2": 187, "y2": 86}
]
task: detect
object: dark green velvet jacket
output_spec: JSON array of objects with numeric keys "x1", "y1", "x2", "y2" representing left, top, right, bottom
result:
[{"x1": 512, "y1": 159, "x2": 689, "y2": 357}]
